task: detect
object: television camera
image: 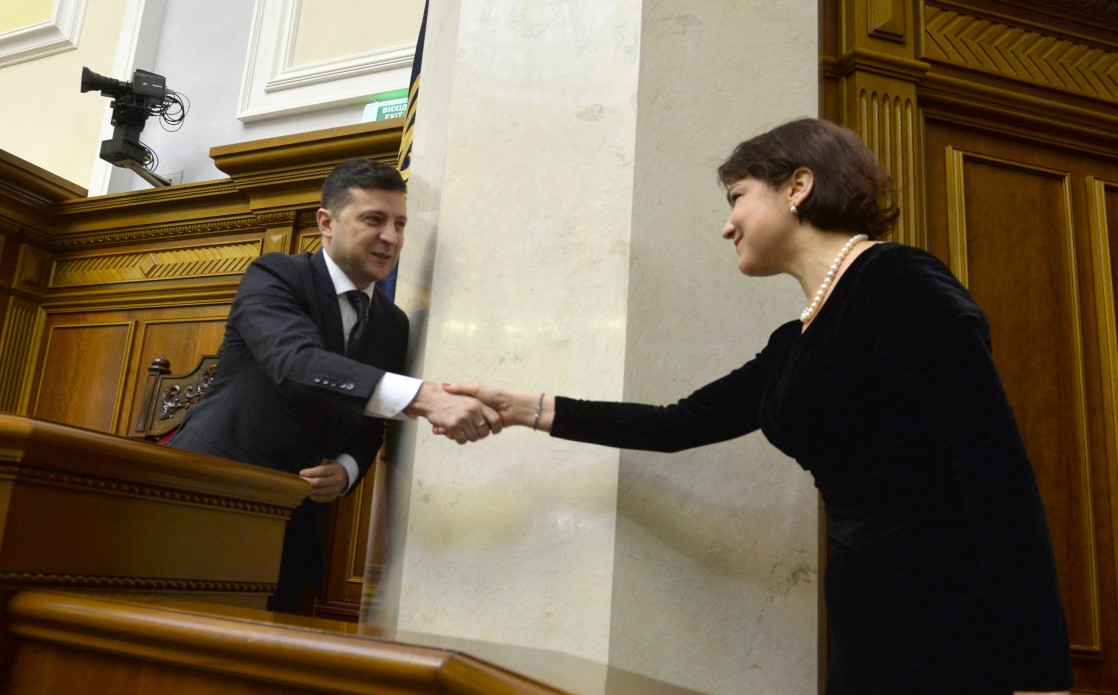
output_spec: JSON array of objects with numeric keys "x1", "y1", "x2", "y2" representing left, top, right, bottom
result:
[{"x1": 81, "y1": 66, "x2": 188, "y2": 188}]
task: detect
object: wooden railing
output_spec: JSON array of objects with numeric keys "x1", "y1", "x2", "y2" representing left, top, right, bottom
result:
[{"x1": 2, "y1": 590, "x2": 705, "y2": 695}]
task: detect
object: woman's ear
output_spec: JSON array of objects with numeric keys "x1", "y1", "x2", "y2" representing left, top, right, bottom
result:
[{"x1": 787, "y1": 167, "x2": 815, "y2": 208}]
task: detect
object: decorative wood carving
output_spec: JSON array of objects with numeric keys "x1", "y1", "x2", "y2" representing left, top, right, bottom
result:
[
  {"x1": 296, "y1": 209, "x2": 318, "y2": 228},
  {"x1": 0, "y1": 462, "x2": 294, "y2": 518},
  {"x1": 0, "y1": 573, "x2": 276, "y2": 594},
  {"x1": 923, "y1": 5, "x2": 1118, "y2": 103},
  {"x1": 300, "y1": 234, "x2": 323, "y2": 254},
  {"x1": 157, "y1": 361, "x2": 218, "y2": 422},
  {"x1": 50, "y1": 241, "x2": 260, "y2": 289},
  {"x1": 50, "y1": 215, "x2": 262, "y2": 250}
]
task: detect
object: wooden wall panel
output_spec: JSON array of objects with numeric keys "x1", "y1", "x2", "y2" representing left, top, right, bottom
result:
[
  {"x1": 31, "y1": 322, "x2": 134, "y2": 431},
  {"x1": 944, "y1": 149, "x2": 1099, "y2": 652},
  {"x1": 925, "y1": 119, "x2": 1118, "y2": 690}
]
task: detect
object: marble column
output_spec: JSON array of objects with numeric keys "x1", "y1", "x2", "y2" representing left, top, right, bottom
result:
[{"x1": 376, "y1": 2, "x2": 820, "y2": 693}]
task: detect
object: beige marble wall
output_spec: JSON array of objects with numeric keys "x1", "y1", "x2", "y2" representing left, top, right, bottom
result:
[{"x1": 380, "y1": 2, "x2": 820, "y2": 693}]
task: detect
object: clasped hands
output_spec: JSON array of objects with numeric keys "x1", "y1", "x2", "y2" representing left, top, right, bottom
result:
[
  {"x1": 403, "y1": 381, "x2": 504, "y2": 444},
  {"x1": 401, "y1": 381, "x2": 528, "y2": 444}
]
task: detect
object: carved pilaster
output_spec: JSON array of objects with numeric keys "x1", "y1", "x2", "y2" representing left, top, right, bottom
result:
[
  {"x1": 828, "y1": 0, "x2": 929, "y2": 246},
  {"x1": 845, "y1": 71, "x2": 925, "y2": 248},
  {"x1": 0, "y1": 297, "x2": 44, "y2": 414}
]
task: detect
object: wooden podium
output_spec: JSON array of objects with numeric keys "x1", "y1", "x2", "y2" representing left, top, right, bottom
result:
[{"x1": 0, "y1": 414, "x2": 308, "y2": 604}]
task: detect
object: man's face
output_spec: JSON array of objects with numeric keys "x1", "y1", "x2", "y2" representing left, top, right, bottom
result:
[{"x1": 318, "y1": 186, "x2": 407, "y2": 289}]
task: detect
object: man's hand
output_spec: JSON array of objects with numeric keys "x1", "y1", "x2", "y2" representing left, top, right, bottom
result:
[
  {"x1": 404, "y1": 381, "x2": 503, "y2": 444},
  {"x1": 300, "y1": 459, "x2": 350, "y2": 502}
]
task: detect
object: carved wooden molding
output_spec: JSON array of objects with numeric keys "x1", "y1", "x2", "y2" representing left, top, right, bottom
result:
[
  {"x1": 924, "y1": 5, "x2": 1118, "y2": 103},
  {"x1": 0, "y1": 573, "x2": 276, "y2": 593},
  {"x1": 1086, "y1": 177, "x2": 1118, "y2": 654},
  {"x1": 295, "y1": 209, "x2": 318, "y2": 227},
  {"x1": 0, "y1": 223, "x2": 52, "y2": 251},
  {"x1": 50, "y1": 241, "x2": 261, "y2": 288},
  {"x1": 50, "y1": 215, "x2": 264, "y2": 250},
  {"x1": 59, "y1": 184, "x2": 240, "y2": 215},
  {"x1": 0, "y1": 463, "x2": 294, "y2": 518}
]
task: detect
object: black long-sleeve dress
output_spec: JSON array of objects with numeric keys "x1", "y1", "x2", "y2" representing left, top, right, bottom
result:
[{"x1": 550, "y1": 243, "x2": 1072, "y2": 694}]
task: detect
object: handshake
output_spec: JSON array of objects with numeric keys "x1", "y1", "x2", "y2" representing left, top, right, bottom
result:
[{"x1": 402, "y1": 381, "x2": 550, "y2": 444}]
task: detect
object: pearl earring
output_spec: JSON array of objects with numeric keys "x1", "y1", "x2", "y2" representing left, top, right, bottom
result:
[{"x1": 790, "y1": 202, "x2": 799, "y2": 215}]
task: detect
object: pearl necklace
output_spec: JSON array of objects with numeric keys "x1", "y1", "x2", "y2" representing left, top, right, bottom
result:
[{"x1": 800, "y1": 233, "x2": 868, "y2": 323}]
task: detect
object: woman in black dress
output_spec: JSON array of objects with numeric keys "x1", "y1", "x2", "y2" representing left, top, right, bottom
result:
[{"x1": 445, "y1": 118, "x2": 1072, "y2": 695}]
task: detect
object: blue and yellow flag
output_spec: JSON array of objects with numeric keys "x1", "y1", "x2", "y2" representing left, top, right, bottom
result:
[
  {"x1": 377, "y1": 0, "x2": 428, "y2": 301},
  {"x1": 397, "y1": 0, "x2": 427, "y2": 182}
]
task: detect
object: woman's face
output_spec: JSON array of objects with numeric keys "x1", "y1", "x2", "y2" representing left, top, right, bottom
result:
[{"x1": 720, "y1": 176, "x2": 796, "y2": 277}]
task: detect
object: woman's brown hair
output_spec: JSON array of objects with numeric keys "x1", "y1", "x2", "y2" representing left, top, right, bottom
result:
[{"x1": 717, "y1": 118, "x2": 899, "y2": 239}]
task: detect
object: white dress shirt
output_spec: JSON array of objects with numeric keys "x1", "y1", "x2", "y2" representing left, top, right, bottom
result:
[{"x1": 322, "y1": 250, "x2": 422, "y2": 491}]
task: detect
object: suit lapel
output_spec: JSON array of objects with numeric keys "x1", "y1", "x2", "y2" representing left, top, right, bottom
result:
[{"x1": 310, "y1": 250, "x2": 346, "y2": 355}]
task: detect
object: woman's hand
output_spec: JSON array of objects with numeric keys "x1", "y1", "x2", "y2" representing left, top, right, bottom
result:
[{"x1": 434, "y1": 383, "x2": 553, "y2": 438}]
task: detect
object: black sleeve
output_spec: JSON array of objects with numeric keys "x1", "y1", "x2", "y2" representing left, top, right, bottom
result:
[{"x1": 549, "y1": 349, "x2": 770, "y2": 453}]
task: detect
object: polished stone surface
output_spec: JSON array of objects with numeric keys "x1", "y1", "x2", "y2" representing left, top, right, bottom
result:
[{"x1": 378, "y1": 2, "x2": 820, "y2": 693}]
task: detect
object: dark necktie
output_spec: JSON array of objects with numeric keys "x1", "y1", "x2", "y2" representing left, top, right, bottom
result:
[{"x1": 345, "y1": 290, "x2": 369, "y2": 357}]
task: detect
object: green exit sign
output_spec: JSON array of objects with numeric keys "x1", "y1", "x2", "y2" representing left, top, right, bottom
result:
[{"x1": 363, "y1": 88, "x2": 409, "y2": 122}]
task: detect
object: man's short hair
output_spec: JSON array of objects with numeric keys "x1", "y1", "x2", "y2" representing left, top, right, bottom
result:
[{"x1": 321, "y1": 158, "x2": 407, "y2": 213}]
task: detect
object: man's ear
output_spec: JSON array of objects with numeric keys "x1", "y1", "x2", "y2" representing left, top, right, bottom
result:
[
  {"x1": 316, "y1": 207, "x2": 333, "y2": 238},
  {"x1": 788, "y1": 167, "x2": 815, "y2": 207}
]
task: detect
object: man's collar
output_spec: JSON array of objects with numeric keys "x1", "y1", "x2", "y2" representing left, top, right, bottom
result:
[{"x1": 322, "y1": 249, "x2": 373, "y2": 299}]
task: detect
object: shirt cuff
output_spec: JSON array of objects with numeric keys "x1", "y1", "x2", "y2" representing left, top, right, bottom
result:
[
  {"x1": 365, "y1": 372, "x2": 423, "y2": 420},
  {"x1": 335, "y1": 454, "x2": 359, "y2": 495}
]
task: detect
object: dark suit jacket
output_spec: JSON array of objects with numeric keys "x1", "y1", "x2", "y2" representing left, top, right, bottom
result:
[{"x1": 168, "y1": 250, "x2": 408, "y2": 606}]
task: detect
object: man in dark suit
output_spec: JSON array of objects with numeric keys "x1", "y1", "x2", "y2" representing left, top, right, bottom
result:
[{"x1": 169, "y1": 158, "x2": 500, "y2": 613}]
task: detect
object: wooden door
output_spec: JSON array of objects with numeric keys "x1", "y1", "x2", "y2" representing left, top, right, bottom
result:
[{"x1": 924, "y1": 119, "x2": 1118, "y2": 692}]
